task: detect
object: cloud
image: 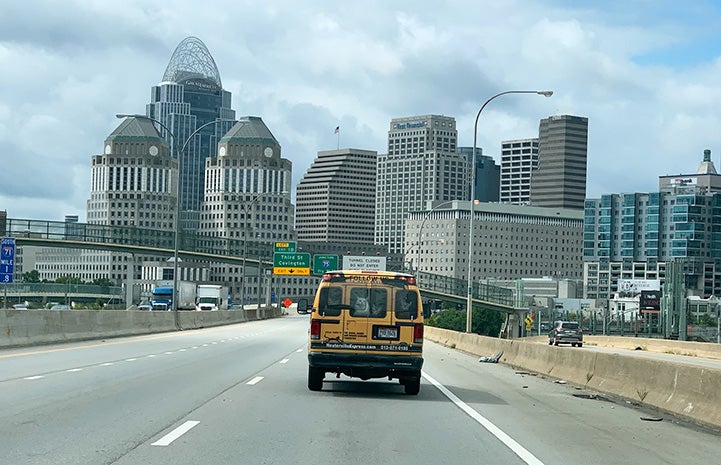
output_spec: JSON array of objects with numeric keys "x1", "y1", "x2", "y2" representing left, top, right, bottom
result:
[{"x1": 3, "y1": 0, "x2": 721, "y2": 222}]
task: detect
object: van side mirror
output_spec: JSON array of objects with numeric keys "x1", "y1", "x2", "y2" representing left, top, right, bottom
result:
[{"x1": 297, "y1": 298, "x2": 309, "y2": 314}]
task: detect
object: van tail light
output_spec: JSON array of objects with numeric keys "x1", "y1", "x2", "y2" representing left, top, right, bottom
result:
[
  {"x1": 310, "y1": 320, "x2": 321, "y2": 340},
  {"x1": 414, "y1": 324, "x2": 424, "y2": 344}
]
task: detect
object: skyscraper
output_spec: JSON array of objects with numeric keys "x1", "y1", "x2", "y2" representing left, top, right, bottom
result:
[
  {"x1": 295, "y1": 148, "x2": 377, "y2": 243},
  {"x1": 500, "y1": 138, "x2": 539, "y2": 205},
  {"x1": 376, "y1": 115, "x2": 468, "y2": 254},
  {"x1": 146, "y1": 36, "x2": 236, "y2": 230},
  {"x1": 457, "y1": 147, "x2": 500, "y2": 202},
  {"x1": 531, "y1": 115, "x2": 589, "y2": 209}
]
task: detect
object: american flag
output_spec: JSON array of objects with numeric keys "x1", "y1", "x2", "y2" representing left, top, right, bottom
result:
[{"x1": 334, "y1": 126, "x2": 339, "y2": 134}]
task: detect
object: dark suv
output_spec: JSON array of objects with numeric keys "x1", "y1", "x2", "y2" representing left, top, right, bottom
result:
[{"x1": 548, "y1": 321, "x2": 583, "y2": 347}]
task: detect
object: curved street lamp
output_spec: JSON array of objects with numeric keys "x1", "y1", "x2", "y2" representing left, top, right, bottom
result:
[
  {"x1": 465, "y1": 90, "x2": 553, "y2": 334},
  {"x1": 116, "y1": 114, "x2": 241, "y2": 327}
]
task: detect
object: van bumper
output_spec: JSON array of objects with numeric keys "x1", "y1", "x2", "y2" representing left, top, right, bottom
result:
[{"x1": 308, "y1": 352, "x2": 423, "y2": 378}]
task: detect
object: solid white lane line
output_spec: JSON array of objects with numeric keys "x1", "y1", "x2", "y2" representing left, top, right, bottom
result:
[
  {"x1": 24, "y1": 376, "x2": 44, "y2": 380},
  {"x1": 151, "y1": 420, "x2": 200, "y2": 446},
  {"x1": 422, "y1": 372, "x2": 545, "y2": 465},
  {"x1": 246, "y1": 376, "x2": 264, "y2": 385},
  {"x1": 279, "y1": 359, "x2": 289, "y2": 364}
]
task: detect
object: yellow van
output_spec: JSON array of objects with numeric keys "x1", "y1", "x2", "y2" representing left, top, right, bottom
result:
[{"x1": 300, "y1": 270, "x2": 425, "y2": 395}]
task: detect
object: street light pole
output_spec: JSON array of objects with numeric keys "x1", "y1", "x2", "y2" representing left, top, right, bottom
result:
[
  {"x1": 464, "y1": 90, "x2": 553, "y2": 333},
  {"x1": 240, "y1": 192, "x2": 263, "y2": 308},
  {"x1": 115, "y1": 114, "x2": 240, "y2": 326}
]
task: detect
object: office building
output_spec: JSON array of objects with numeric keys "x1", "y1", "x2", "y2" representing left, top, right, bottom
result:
[
  {"x1": 199, "y1": 116, "x2": 297, "y2": 303},
  {"x1": 376, "y1": 115, "x2": 468, "y2": 254},
  {"x1": 457, "y1": 147, "x2": 500, "y2": 202},
  {"x1": 405, "y1": 201, "x2": 583, "y2": 281},
  {"x1": 500, "y1": 138, "x2": 538, "y2": 205},
  {"x1": 146, "y1": 36, "x2": 236, "y2": 231},
  {"x1": 531, "y1": 115, "x2": 589, "y2": 209},
  {"x1": 295, "y1": 148, "x2": 378, "y2": 242},
  {"x1": 583, "y1": 149, "x2": 721, "y2": 299}
]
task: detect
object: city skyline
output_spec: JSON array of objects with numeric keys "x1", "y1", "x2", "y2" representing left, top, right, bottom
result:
[{"x1": 4, "y1": 1, "x2": 721, "y2": 221}]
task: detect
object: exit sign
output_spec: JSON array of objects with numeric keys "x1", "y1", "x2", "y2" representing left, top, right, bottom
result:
[{"x1": 274, "y1": 242, "x2": 296, "y2": 252}]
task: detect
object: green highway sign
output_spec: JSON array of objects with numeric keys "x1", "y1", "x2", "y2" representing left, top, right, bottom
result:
[
  {"x1": 313, "y1": 254, "x2": 339, "y2": 275},
  {"x1": 273, "y1": 252, "x2": 310, "y2": 268}
]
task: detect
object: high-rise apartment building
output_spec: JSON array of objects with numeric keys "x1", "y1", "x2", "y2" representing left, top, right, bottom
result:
[
  {"x1": 376, "y1": 115, "x2": 468, "y2": 254},
  {"x1": 295, "y1": 148, "x2": 377, "y2": 243},
  {"x1": 583, "y1": 150, "x2": 721, "y2": 299},
  {"x1": 531, "y1": 114, "x2": 589, "y2": 209},
  {"x1": 500, "y1": 138, "x2": 538, "y2": 205},
  {"x1": 457, "y1": 147, "x2": 500, "y2": 202},
  {"x1": 146, "y1": 36, "x2": 236, "y2": 230}
]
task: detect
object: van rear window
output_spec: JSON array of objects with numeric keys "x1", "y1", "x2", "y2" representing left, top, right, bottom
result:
[
  {"x1": 318, "y1": 287, "x2": 343, "y2": 316},
  {"x1": 395, "y1": 290, "x2": 418, "y2": 319}
]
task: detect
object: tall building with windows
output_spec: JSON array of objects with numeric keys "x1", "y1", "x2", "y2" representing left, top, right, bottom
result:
[
  {"x1": 199, "y1": 116, "x2": 299, "y2": 304},
  {"x1": 295, "y1": 148, "x2": 378, "y2": 242},
  {"x1": 376, "y1": 115, "x2": 469, "y2": 254},
  {"x1": 457, "y1": 147, "x2": 500, "y2": 202},
  {"x1": 500, "y1": 138, "x2": 538, "y2": 205},
  {"x1": 583, "y1": 149, "x2": 721, "y2": 300},
  {"x1": 531, "y1": 114, "x2": 589, "y2": 209},
  {"x1": 146, "y1": 36, "x2": 236, "y2": 231},
  {"x1": 404, "y1": 201, "x2": 583, "y2": 280}
]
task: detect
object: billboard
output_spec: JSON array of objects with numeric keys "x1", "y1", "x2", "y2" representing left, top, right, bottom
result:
[
  {"x1": 640, "y1": 290, "x2": 662, "y2": 312},
  {"x1": 617, "y1": 279, "x2": 660, "y2": 295}
]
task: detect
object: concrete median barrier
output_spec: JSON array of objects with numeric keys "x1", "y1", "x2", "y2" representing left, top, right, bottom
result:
[
  {"x1": 425, "y1": 326, "x2": 721, "y2": 430},
  {"x1": 0, "y1": 306, "x2": 284, "y2": 349}
]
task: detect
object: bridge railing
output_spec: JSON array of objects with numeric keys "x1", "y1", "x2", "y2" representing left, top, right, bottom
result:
[
  {"x1": 6, "y1": 218, "x2": 275, "y2": 262},
  {"x1": 415, "y1": 271, "x2": 514, "y2": 307}
]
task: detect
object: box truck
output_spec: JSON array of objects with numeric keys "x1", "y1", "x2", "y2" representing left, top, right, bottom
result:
[{"x1": 196, "y1": 284, "x2": 229, "y2": 311}]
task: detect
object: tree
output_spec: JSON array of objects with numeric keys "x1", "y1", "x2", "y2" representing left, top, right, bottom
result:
[
  {"x1": 91, "y1": 278, "x2": 114, "y2": 287},
  {"x1": 22, "y1": 270, "x2": 40, "y2": 283},
  {"x1": 426, "y1": 306, "x2": 505, "y2": 336}
]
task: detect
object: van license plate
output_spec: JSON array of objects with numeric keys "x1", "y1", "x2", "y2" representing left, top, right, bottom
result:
[{"x1": 377, "y1": 327, "x2": 398, "y2": 339}]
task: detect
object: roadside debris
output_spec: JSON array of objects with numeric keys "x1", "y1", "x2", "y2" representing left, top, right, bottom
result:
[
  {"x1": 554, "y1": 380, "x2": 567, "y2": 384},
  {"x1": 479, "y1": 351, "x2": 503, "y2": 363},
  {"x1": 640, "y1": 416, "x2": 663, "y2": 422}
]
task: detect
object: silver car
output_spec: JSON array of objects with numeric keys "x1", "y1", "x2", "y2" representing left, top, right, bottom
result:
[{"x1": 548, "y1": 320, "x2": 583, "y2": 347}]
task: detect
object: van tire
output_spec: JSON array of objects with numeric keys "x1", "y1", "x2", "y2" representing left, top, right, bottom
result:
[
  {"x1": 404, "y1": 375, "x2": 421, "y2": 395},
  {"x1": 308, "y1": 366, "x2": 324, "y2": 391}
]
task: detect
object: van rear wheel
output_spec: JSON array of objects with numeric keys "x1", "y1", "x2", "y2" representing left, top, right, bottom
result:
[
  {"x1": 404, "y1": 375, "x2": 421, "y2": 395},
  {"x1": 308, "y1": 366, "x2": 324, "y2": 391}
]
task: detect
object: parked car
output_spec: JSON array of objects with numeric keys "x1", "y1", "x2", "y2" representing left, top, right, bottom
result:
[
  {"x1": 12, "y1": 303, "x2": 29, "y2": 310},
  {"x1": 50, "y1": 304, "x2": 71, "y2": 311},
  {"x1": 548, "y1": 320, "x2": 583, "y2": 347},
  {"x1": 137, "y1": 300, "x2": 153, "y2": 311}
]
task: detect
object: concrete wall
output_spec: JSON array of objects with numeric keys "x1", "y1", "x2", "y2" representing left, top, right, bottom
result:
[
  {"x1": 426, "y1": 326, "x2": 721, "y2": 431},
  {"x1": 0, "y1": 307, "x2": 283, "y2": 348}
]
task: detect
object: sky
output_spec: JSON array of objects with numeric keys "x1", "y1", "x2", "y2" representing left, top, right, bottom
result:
[{"x1": 3, "y1": 0, "x2": 721, "y2": 222}]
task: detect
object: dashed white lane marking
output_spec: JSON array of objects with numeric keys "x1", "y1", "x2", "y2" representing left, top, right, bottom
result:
[
  {"x1": 246, "y1": 376, "x2": 264, "y2": 385},
  {"x1": 152, "y1": 420, "x2": 200, "y2": 446},
  {"x1": 279, "y1": 359, "x2": 289, "y2": 364},
  {"x1": 101, "y1": 362, "x2": 113, "y2": 366},
  {"x1": 66, "y1": 368, "x2": 83, "y2": 372},
  {"x1": 164, "y1": 352, "x2": 173, "y2": 355},
  {"x1": 125, "y1": 358, "x2": 137, "y2": 362},
  {"x1": 296, "y1": 348, "x2": 303, "y2": 352},
  {"x1": 422, "y1": 372, "x2": 545, "y2": 465},
  {"x1": 24, "y1": 376, "x2": 44, "y2": 380}
]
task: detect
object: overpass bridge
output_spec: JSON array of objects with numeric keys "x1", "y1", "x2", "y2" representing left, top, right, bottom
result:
[{"x1": 3, "y1": 218, "x2": 518, "y2": 314}]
